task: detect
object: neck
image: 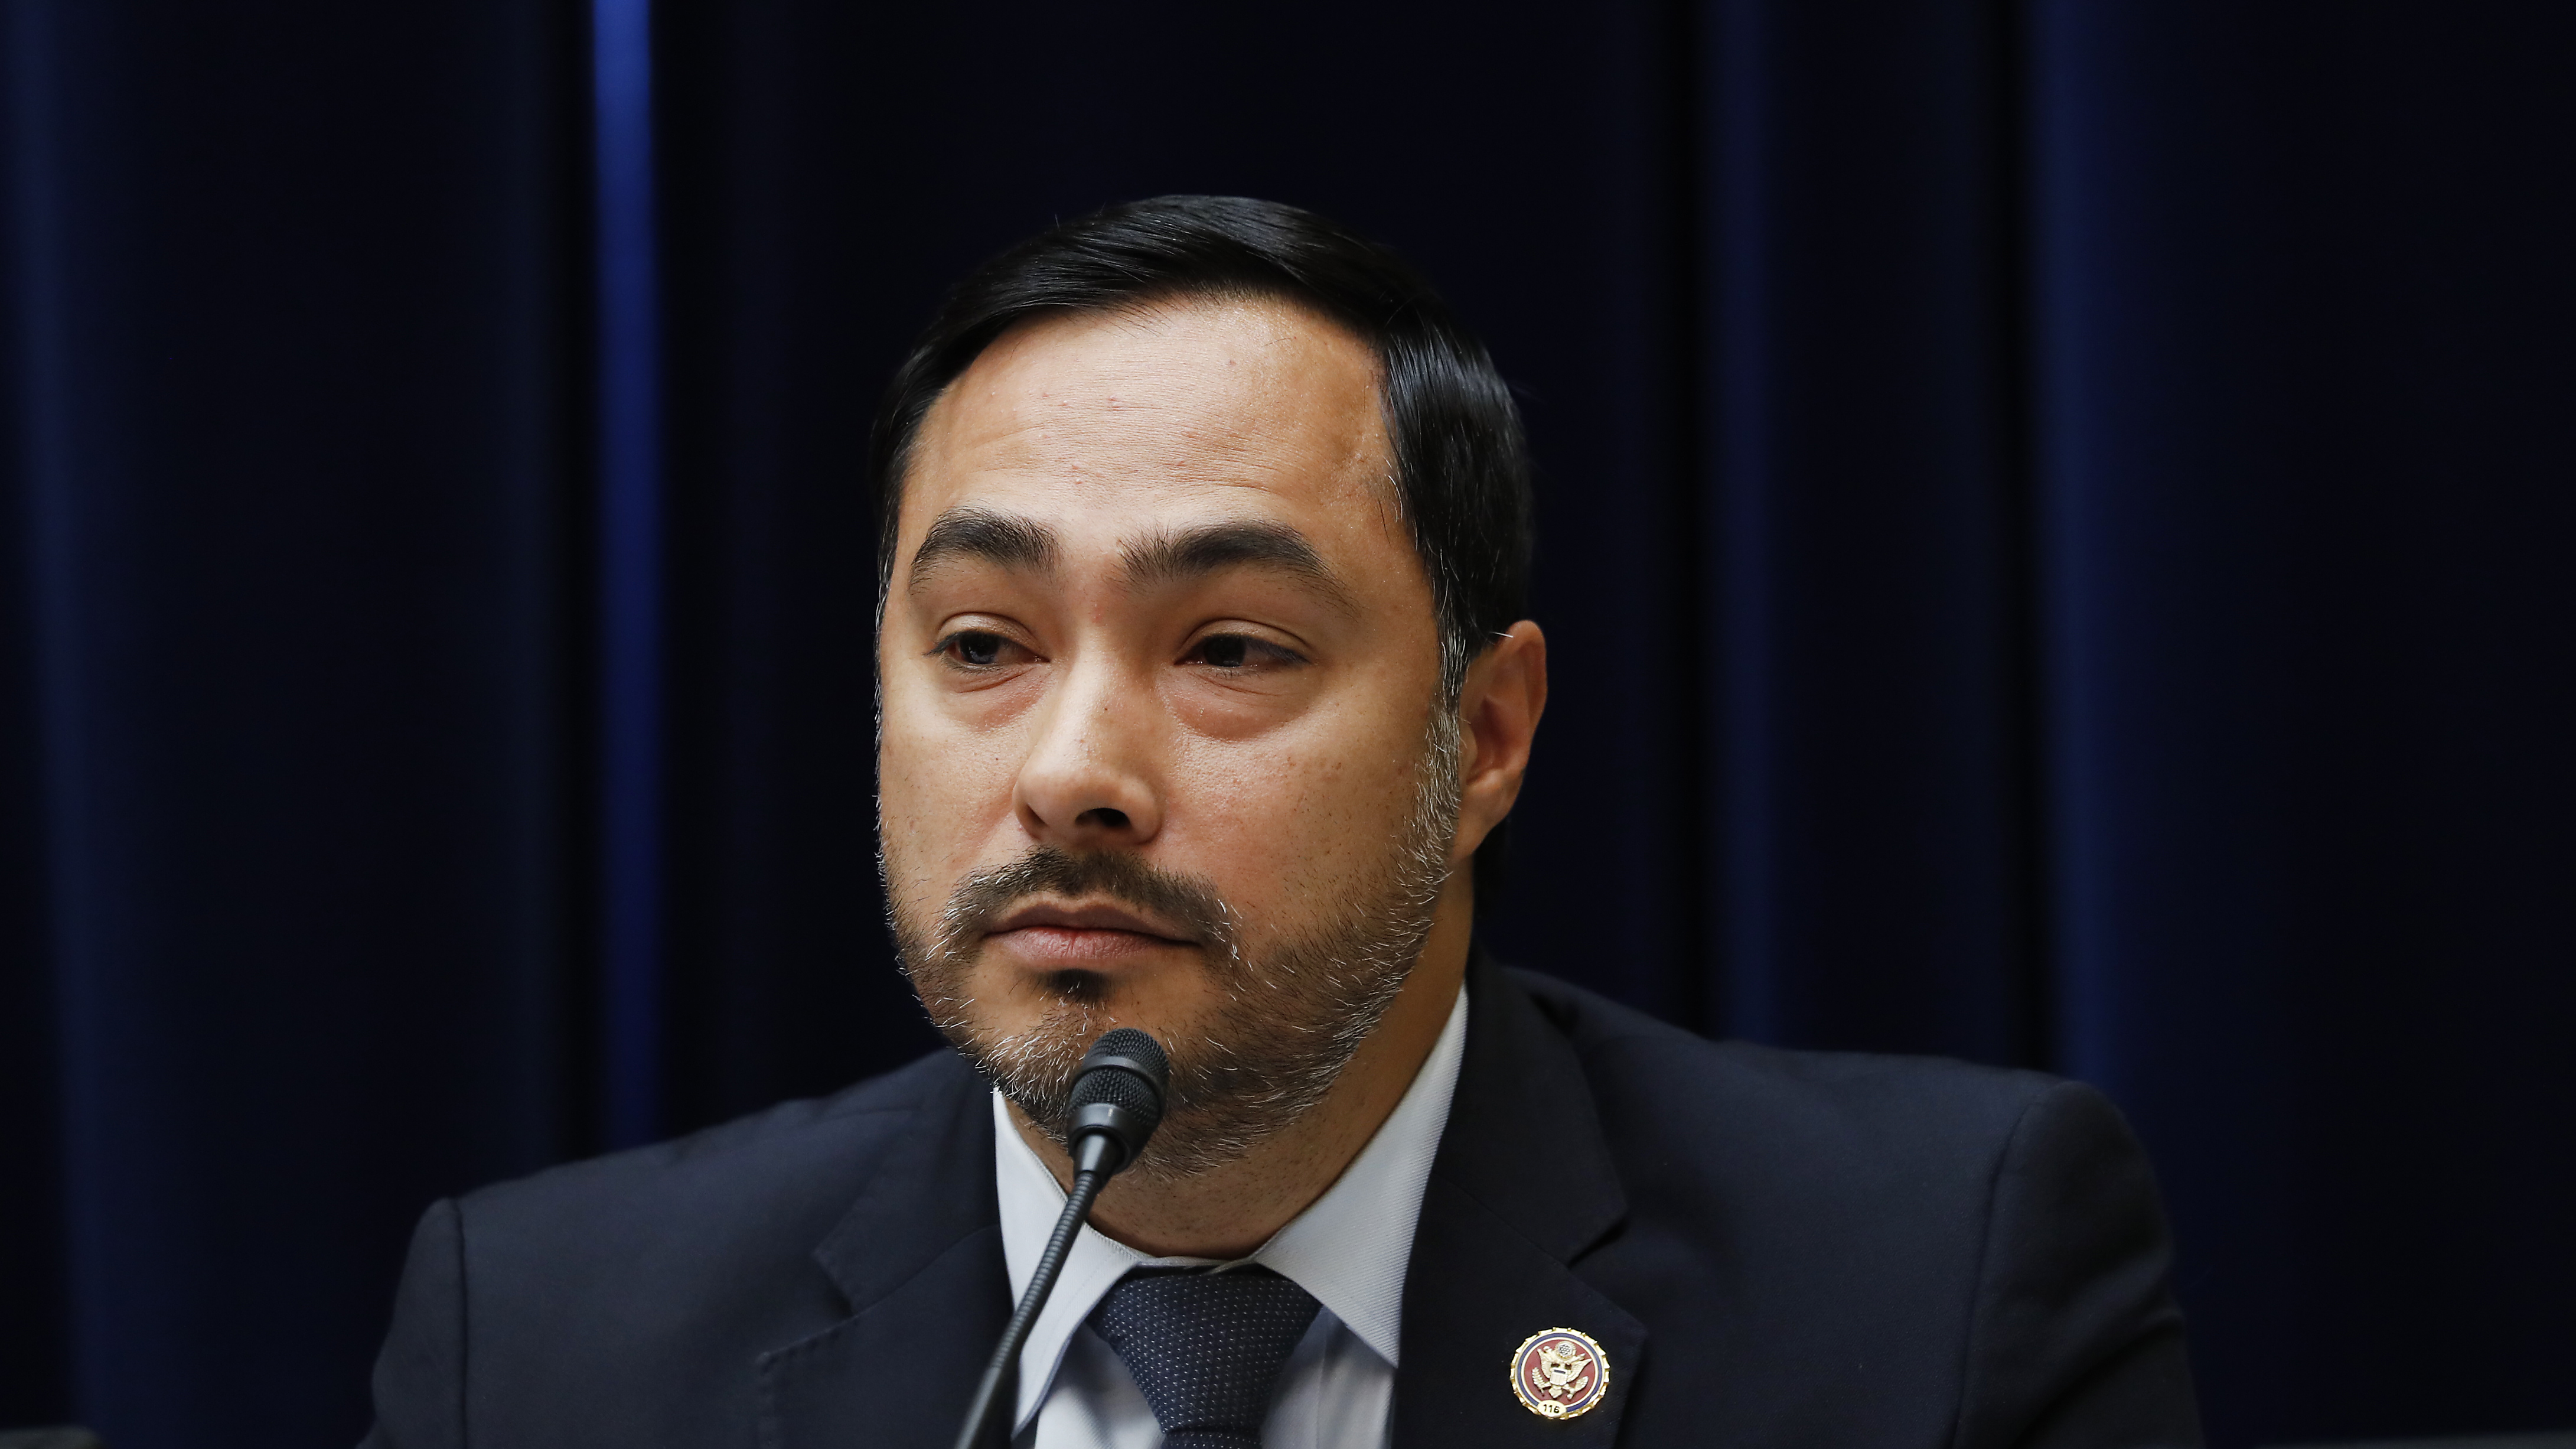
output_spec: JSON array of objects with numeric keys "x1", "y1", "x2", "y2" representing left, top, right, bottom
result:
[{"x1": 1008, "y1": 874, "x2": 1475, "y2": 1259}]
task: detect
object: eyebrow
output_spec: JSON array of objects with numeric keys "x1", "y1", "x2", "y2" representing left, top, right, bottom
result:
[
  {"x1": 1119, "y1": 520, "x2": 1357, "y2": 613},
  {"x1": 905, "y1": 507, "x2": 1358, "y2": 614},
  {"x1": 906, "y1": 507, "x2": 1061, "y2": 591}
]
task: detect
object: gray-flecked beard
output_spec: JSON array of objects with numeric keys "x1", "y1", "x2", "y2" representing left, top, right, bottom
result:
[{"x1": 890, "y1": 709, "x2": 1462, "y2": 1183}]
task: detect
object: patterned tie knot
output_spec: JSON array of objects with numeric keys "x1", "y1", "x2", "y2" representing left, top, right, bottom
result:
[{"x1": 1088, "y1": 1265, "x2": 1322, "y2": 1449}]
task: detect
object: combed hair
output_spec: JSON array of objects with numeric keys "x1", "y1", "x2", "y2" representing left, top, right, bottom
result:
[{"x1": 870, "y1": 194, "x2": 1536, "y2": 894}]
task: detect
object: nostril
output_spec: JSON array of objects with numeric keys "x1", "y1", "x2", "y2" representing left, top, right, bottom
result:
[{"x1": 1080, "y1": 807, "x2": 1132, "y2": 831}]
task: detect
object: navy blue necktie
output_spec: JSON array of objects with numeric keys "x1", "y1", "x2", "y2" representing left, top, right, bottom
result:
[{"x1": 1088, "y1": 1266, "x2": 1322, "y2": 1449}]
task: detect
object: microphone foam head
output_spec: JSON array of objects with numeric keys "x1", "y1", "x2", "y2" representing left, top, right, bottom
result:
[
  {"x1": 1065, "y1": 1028, "x2": 1170, "y2": 1172},
  {"x1": 1071, "y1": 1027, "x2": 1169, "y2": 1114},
  {"x1": 1067, "y1": 1056, "x2": 1160, "y2": 1118}
]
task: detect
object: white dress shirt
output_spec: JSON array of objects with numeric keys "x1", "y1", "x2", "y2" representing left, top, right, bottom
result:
[{"x1": 993, "y1": 984, "x2": 1469, "y2": 1449}]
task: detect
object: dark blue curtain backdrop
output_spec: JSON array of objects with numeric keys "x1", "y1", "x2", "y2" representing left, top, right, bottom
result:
[{"x1": 5, "y1": 3, "x2": 2570, "y2": 1448}]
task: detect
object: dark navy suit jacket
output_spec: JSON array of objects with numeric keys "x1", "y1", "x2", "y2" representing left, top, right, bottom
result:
[{"x1": 361, "y1": 956, "x2": 2201, "y2": 1448}]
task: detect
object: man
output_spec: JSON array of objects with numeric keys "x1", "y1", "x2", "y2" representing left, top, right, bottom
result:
[{"x1": 361, "y1": 196, "x2": 2199, "y2": 1449}]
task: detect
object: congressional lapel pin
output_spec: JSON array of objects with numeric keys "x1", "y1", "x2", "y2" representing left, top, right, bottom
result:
[{"x1": 1509, "y1": 1327, "x2": 1610, "y2": 1421}]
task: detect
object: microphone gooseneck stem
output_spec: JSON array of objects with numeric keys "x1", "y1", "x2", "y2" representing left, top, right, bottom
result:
[
  {"x1": 955, "y1": 1029, "x2": 1165, "y2": 1449},
  {"x1": 951, "y1": 1164, "x2": 1108, "y2": 1449}
]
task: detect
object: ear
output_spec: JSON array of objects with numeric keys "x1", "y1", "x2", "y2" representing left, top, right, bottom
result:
[{"x1": 1449, "y1": 620, "x2": 1547, "y2": 866}]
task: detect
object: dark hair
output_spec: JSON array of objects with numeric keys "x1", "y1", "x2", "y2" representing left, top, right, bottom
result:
[{"x1": 870, "y1": 195, "x2": 1535, "y2": 892}]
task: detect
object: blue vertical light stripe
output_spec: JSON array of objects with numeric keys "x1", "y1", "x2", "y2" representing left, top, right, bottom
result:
[
  {"x1": 593, "y1": 0, "x2": 663, "y2": 1148},
  {"x1": 11, "y1": 0, "x2": 111, "y2": 1415},
  {"x1": 2022, "y1": 0, "x2": 2118, "y2": 1095}
]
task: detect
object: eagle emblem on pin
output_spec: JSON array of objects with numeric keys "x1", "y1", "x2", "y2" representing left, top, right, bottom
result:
[{"x1": 1509, "y1": 1327, "x2": 1610, "y2": 1420}]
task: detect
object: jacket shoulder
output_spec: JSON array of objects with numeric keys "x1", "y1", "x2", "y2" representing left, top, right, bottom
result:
[
  {"x1": 1507, "y1": 965, "x2": 2076, "y2": 1164},
  {"x1": 444, "y1": 1050, "x2": 978, "y2": 1385},
  {"x1": 1499, "y1": 967, "x2": 2193, "y2": 1448},
  {"x1": 367, "y1": 1049, "x2": 989, "y2": 1449},
  {"x1": 458, "y1": 1047, "x2": 971, "y2": 1239},
  {"x1": 1504, "y1": 959, "x2": 2195, "y2": 1444}
]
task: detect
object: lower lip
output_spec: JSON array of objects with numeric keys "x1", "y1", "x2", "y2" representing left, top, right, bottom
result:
[{"x1": 987, "y1": 926, "x2": 1194, "y2": 966}]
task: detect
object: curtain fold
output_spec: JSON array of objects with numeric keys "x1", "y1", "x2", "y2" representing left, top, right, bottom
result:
[
  {"x1": 2031, "y1": 4, "x2": 2576, "y2": 1436},
  {"x1": 2, "y1": 1, "x2": 577, "y2": 1441}
]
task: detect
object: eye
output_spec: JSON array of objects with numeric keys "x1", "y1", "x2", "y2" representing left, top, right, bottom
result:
[
  {"x1": 1183, "y1": 632, "x2": 1305, "y2": 672},
  {"x1": 930, "y1": 629, "x2": 1032, "y2": 670}
]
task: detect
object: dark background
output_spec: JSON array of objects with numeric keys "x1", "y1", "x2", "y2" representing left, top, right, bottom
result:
[{"x1": 5, "y1": 2, "x2": 2571, "y2": 1447}]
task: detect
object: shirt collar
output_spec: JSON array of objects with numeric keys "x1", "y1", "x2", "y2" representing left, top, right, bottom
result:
[{"x1": 993, "y1": 981, "x2": 1470, "y2": 1429}]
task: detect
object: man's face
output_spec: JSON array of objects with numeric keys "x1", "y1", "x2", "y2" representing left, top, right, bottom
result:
[{"x1": 877, "y1": 295, "x2": 1465, "y2": 1177}]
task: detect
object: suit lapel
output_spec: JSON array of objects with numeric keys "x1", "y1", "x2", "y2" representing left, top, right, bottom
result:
[
  {"x1": 757, "y1": 1058, "x2": 1010, "y2": 1449},
  {"x1": 1393, "y1": 953, "x2": 1646, "y2": 1448}
]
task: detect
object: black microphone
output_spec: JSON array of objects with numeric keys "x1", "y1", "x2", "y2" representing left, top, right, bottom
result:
[{"x1": 953, "y1": 1028, "x2": 1169, "y2": 1449}]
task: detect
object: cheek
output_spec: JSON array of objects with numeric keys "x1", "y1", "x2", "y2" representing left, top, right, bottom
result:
[
  {"x1": 877, "y1": 680, "x2": 1025, "y2": 887},
  {"x1": 1164, "y1": 714, "x2": 1426, "y2": 919}
]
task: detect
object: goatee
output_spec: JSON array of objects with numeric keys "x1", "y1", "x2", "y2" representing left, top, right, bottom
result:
[{"x1": 891, "y1": 711, "x2": 1462, "y2": 1181}]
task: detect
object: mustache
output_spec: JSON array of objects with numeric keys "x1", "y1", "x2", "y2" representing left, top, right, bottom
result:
[{"x1": 933, "y1": 845, "x2": 1244, "y2": 965}]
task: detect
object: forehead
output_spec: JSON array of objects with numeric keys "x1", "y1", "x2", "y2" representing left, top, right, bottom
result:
[{"x1": 897, "y1": 295, "x2": 1417, "y2": 581}]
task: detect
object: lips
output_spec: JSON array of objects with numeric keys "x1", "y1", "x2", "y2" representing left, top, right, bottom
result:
[
  {"x1": 983, "y1": 900, "x2": 1198, "y2": 966},
  {"x1": 987, "y1": 900, "x2": 1196, "y2": 942}
]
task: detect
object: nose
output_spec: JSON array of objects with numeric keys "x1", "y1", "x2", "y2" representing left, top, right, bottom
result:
[{"x1": 1012, "y1": 657, "x2": 1165, "y2": 850}]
